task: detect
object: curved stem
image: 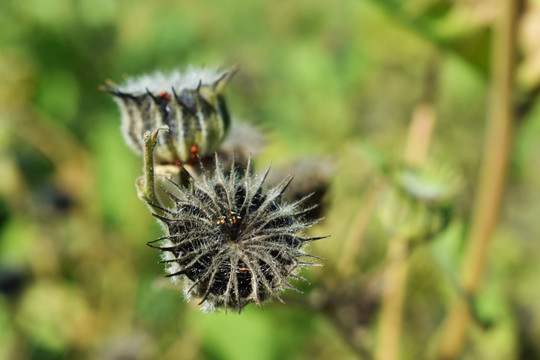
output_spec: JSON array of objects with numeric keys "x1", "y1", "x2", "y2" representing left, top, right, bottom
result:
[
  {"x1": 137, "y1": 126, "x2": 169, "y2": 207},
  {"x1": 436, "y1": 1, "x2": 518, "y2": 358}
]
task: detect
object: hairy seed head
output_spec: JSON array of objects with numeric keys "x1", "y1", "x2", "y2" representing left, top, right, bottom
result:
[
  {"x1": 149, "y1": 156, "x2": 326, "y2": 312},
  {"x1": 104, "y1": 67, "x2": 237, "y2": 165}
]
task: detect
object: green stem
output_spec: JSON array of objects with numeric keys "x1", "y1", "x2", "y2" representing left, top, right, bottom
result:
[
  {"x1": 337, "y1": 180, "x2": 383, "y2": 278},
  {"x1": 137, "y1": 126, "x2": 169, "y2": 207}
]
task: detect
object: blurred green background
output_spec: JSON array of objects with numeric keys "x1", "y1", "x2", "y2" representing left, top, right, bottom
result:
[{"x1": 1, "y1": 0, "x2": 540, "y2": 359}]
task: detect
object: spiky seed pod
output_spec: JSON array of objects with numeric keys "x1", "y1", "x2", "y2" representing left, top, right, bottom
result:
[
  {"x1": 104, "y1": 67, "x2": 237, "y2": 165},
  {"x1": 378, "y1": 160, "x2": 463, "y2": 241},
  {"x1": 148, "y1": 156, "x2": 326, "y2": 312}
]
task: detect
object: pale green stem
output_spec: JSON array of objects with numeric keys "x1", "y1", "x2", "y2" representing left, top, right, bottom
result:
[{"x1": 137, "y1": 126, "x2": 169, "y2": 208}]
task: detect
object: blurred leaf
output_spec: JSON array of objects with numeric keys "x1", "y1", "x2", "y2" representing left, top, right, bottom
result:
[{"x1": 16, "y1": 281, "x2": 94, "y2": 352}]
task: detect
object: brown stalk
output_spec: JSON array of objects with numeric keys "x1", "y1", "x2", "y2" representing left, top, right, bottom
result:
[{"x1": 436, "y1": 0, "x2": 518, "y2": 358}]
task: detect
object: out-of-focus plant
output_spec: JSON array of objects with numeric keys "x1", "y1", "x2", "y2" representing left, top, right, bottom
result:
[{"x1": 1, "y1": 0, "x2": 539, "y2": 359}]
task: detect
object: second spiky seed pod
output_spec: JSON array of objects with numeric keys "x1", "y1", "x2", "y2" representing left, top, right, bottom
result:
[
  {"x1": 104, "y1": 67, "x2": 237, "y2": 165},
  {"x1": 378, "y1": 161, "x2": 463, "y2": 241}
]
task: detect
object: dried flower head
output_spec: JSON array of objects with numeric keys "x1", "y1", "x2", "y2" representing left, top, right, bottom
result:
[
  {"x1": 103, "y1": 67, "x2": 237, "y2": 165},
  {"x1": 149, "y1": 156, "x2": 326, "y2": 312}
]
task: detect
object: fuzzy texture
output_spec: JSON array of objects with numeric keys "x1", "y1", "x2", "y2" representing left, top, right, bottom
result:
[
  {"x1": 105, "y1": 67, "x2": 236, "y2": 164},
  {"x1": 119, "y1": 67, "x2": 225, "y2": 94},
  {"x1": 149, "y1": 156, "x2": 325, "y2": 312}
]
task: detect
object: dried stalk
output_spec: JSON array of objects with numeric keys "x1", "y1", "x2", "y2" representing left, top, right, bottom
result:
[{"x1": 436, "y1": 1, "x2": 518, "y2": 358}]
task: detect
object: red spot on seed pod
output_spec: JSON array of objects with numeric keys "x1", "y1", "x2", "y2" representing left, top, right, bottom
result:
[
  {"x1": 187, "y1": 144, "x2": 199, "y2": 164},
  {"x1": 159, "y1": 92, "x2": 170, "y2": 100}
]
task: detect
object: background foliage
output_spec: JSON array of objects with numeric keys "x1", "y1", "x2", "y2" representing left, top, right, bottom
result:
[{"x1": 1, "y1": 0, "x2": 539, "y2": 359}]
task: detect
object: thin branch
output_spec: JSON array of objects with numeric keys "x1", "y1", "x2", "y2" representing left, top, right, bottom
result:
[
  {"x1": 337, "y1": 179, "x2": 383, "y2": 278},
  {"x1": 375, "y1": 237, "x2": 409, "y2": 360}
]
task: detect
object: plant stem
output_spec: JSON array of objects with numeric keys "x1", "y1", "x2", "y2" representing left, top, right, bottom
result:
[
  {"x1": 375, "y1": 237, "x2": 408, "y2": 360},
  {"x1": 403, "y1": 104, "x2": 437, "y2": 167},
  {"x1": 137, "y1": 126, "x2": 169, "y2": 207},
  {"x1": 338, "y1": 180, "x2": 383, "y2": 278},
  {"x1": 436, "y1": 1, "x2": 518, "y2": 358},
  {"x1": 375, "y1": 59, "x2": 438, "y2": 360}
]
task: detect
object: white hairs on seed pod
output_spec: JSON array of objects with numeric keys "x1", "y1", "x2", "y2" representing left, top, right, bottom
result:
[{"x1": 119, "y1": 67, "x2": 224, "y2": 94}]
